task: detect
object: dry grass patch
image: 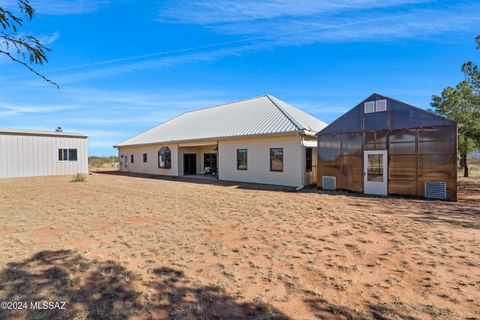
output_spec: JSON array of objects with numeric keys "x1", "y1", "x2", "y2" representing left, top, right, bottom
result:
[{"x1": 0, "y1": 171, "x2": 479, "y2": 319}]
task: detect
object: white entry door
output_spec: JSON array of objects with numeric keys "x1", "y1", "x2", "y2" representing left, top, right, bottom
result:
[{"x1": 364, "y1": 150, "x2": 388, "y2": 196}]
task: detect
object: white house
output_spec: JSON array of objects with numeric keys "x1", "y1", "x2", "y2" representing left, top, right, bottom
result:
[
  {"x1": 0, "y1": 128, "x2": 88, "y2": 178},
  {"x1": 115, "y1": 95, "x2": 326, "y2": 187}
]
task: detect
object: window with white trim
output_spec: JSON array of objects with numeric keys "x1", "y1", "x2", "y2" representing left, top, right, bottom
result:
[
  {"x1": 58, "y1": 148, "x2": 78, "y2": 161},
  {"x1": 364, "y1": 101, "x2": 375, "y2": 113},
  {"x1": 158, "y1": 147, "x2": 171, "y2": 168},
  {"x1": 270, "y1": 148, "x2": 284, "y2": 172},
  {"x1": 237, "y1": 149, "x2": 248, "y2": 170},
  {"x1": 375, "y1": 99, "x2": 387, "y2": 112},
  {"x1": 364, "y1": 100, "x2": 387, "y2": 113}
]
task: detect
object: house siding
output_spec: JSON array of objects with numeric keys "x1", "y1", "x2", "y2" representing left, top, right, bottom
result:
[
  {"x1": 0, "y1": 133, "x2": 88, "y2": 178},
  {"x1": 118, "y1": 144, "x2": 179, "y2": 176},
  {"x1": 218, "y1": 135, "x2": 303, "y2": 187},
  {"x1": 118, "y1": 135, "x2": 308, "y2": 187}
]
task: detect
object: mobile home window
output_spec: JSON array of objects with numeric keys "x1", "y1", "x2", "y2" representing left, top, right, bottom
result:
[
  {"x1": 143, "y1": 153, "x2": 148, "y2": 163},
  {"x1": 270, "y1": 148, "x2": 284, "y2": 172},
  {"x1": 237, "y1": 149, "x2": 248, "y2": 170},
  {"x1": 158, "y1": 147, "x2": 171, "y2": 168},
  {"x1": 306, "y1": 147, "x2": 312, "y2": 172},
  {"x1": 58, "y1": 149, "x2": 68, "y2": 161},
  {"x1": 58, "y1": 148, "x2": 78, "y2": 161},
  {"x1": 131, "y1": 155, "x2": 134, "y2": 163},
  {"x1": 68, "y1": 149, "x2": 78, "y2": 161}
]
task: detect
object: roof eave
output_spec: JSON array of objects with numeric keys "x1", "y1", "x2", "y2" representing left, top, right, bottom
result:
[{"x1": 115, "y1": 130, "x2": 304, "y2": 148}]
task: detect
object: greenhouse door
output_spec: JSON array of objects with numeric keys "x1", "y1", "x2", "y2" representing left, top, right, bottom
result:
[{"x1": 364, "y1": 150, "x2": 387, "y2": 196}]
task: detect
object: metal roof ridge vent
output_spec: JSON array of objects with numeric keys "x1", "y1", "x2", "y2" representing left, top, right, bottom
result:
[{"x1": 266, "y1": 95, "x2": 303, "y2": 131}]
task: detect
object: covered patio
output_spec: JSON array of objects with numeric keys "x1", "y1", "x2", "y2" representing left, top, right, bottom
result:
[{"x1": 177, "y1": 141, "x2": 218, "y2": 179}]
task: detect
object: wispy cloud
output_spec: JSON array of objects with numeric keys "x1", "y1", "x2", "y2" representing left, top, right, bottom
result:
[
  {"x1": 158, "y1": 0, "x2": 431, "y2": 24},
  {"x1": 53, "y1": 44, "x2": 264, "y2": 83},
  {"x1": 38, "y1": 32, "x2": 61, "y2": 46},
  {"x1": 0, "y1": 86, "x2": 232, "y2": 154},
  {"x1": 44, "y1": 1, "x2": 479, "y2": 83},
  {"x1": 0, "y1": 103, "x2": 78, "y2": 116},
  {"x1": 3, "y1": 0, "x2": 477, "y2": 85},
  {"x1": 160, "y1": 0, "x2": 480, "y2": 44}
]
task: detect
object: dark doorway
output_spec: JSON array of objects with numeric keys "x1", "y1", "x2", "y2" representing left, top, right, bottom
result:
[
  {"x1": 204, "y1": 153, "x2": 217, "y2": 170},
  {"x1": 183, "y1": 154, "x2": 197, "y2": 175}
]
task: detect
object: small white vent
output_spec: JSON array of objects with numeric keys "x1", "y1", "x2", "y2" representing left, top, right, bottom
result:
[
  {"x1": 375, "y1": 99, "x2": 387, "y2": 112},
  {"x1": 425, "y1": 181, "x2": 447, "y2": 200},
  {"x1": 322, "y1": 176, "x2": 336, "y2": 190},
  {"x1": 364, "y1": 101, "x2": 375, "y2": 113}
]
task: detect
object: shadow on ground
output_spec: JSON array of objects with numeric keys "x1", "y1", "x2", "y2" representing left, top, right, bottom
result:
[
  {"x1": 92, "y1": 170, "x2": 297, "y2": 192},
  {"x1": 0, "y1": 250, "x2": 457, "y2": 319},
  {"x1": 0, "y1": 250, "x2": 289, "y2": 319}
]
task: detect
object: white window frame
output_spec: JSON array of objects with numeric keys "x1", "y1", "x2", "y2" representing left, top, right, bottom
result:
[
  {"x1": 58, "y1": 148, "x2": 78, "y2": 162},
  {"x1": 364, "y1": 101, "x2": 375, "y2": 113},
  {"x1": 375, "y1": 99, "x2": 387, "y2": 112}
]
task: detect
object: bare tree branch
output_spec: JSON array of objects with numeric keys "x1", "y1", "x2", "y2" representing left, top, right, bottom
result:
[
  {"x1": 0, "y1": 48, "x2": 59, "y2": 88},
  {"x1": 0, "y1": 0, "x2": 58, "y2": 88}
]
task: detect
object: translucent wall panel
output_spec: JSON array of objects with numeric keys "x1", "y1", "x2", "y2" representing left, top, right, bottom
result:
[
  {"x1": 318, "y1": 135, "x2": 341, "y2": 161},
  {"x1": 317, "y1": 135, "x2": 342, "y2": 183},
  {"x1": 390, "y1": 103, "x2": 453, "y2": 129},
  {"x1": 389, "y1": 179, "x2": 417, "y2": 196},
  {"x1": 418, "y1": 154, "x2": 456, "y2": 180},
  {"x1": 341, "y1": 133, "x2": 362, "y2": 155},
  {"x1": 389, "y1": 155, "x2": 416, "y2": 180},
  {"x1": 365, "y1": 131, "x2": 387, "y2": 150},
  {"x1": 321, "y1": 107, "x2": 362, "y2": 134},
  {"x1": 389, "y1": 129, "x2": 418, "y2": 197},
  {"x1": 339, "y1": 133, "x2": 363, "y2": 192},
  {"x1": 389, "y1": 129, "x2": 416, "y2": 142},
  {"x1": 364, "y1": 112, "x2": 388, "y2": 131},
  {"x1": 318, "y1": 94, "x2": 457, "y2": 200},
  {"x1": 339, "y1": 155, "x2": 363, "y2": 192}
]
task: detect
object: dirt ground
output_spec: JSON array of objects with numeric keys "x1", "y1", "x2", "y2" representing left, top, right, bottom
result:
[{"x1": 0, "y1": 171, "x2": 479, "y2": 320}]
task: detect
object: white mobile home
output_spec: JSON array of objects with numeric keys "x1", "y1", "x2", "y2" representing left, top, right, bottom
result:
[
  {"x1": 115, "y1": 95, "x2": 326, "y2": 187},
  {"x1": 0, "y1": 129, "x2": 88, "y2": 178}
]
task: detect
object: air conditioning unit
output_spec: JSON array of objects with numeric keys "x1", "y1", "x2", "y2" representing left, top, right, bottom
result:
[
  {"x1": 364, "y1": 101, "x2": 375, "y2": 114},
  {"x1": 322, "y1": 176, "x2": 336, "y2": 190},
  {"x1": 425, "y1": 181, "x2": 447, "y2": 200},
  {"x1": 375, "y1": 99, "x2": 387, "y2": 112}
]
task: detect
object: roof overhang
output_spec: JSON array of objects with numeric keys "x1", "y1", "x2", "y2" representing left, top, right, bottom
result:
[
  {"x1": 0, "y1": 128, "x2": 87, "y2": 139},
  {"x1": 114, "y1": 130, "x2": 306, "y2": 149}
]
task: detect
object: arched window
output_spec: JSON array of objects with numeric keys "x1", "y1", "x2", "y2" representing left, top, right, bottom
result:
[{"x1": 158, "y1": 147, "x2": 171, "y2": 168}]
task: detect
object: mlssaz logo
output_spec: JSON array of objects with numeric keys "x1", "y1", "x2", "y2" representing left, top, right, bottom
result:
[{"x1": 30, "y1": 301, "x2": 66, "y2": 310}]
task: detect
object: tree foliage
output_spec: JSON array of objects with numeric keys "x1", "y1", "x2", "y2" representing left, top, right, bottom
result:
[
  {"x1": 0, "y1": 0, "x2": 58, "y2": 87},
  {"x1": 431, "y1": 35, "x2": 480, "y2": 177},
  {"x1": 431, "y1": 81, "x2": 480, "y2": 148},
  {"x1": 462, "y1": 35, "x2": 480, "y2": 91}
]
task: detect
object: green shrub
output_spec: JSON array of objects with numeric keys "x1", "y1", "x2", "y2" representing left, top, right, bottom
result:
[{"x1": 71, "y1": 173, "x2": 87, "y2": 182}]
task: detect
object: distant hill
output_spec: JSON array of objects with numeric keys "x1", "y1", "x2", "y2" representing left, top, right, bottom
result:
[{"x1": 89, "y1": 156, "x2": 118, "y2": 169}]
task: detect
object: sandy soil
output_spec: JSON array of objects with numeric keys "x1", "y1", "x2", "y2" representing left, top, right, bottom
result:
[{"x1": 0, "y1": 172, "x2": 478, "y2": 319}]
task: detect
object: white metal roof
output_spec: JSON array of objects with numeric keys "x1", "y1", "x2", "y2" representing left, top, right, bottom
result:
[
  {"x1": 0, "y1": 128, "x2": 87, "y2": 138},
  {"x1": 116, "y1": 95, "x2": 326, "y2": 147}
]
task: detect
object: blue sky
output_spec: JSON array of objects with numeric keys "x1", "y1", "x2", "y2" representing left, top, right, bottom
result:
[{"x1": 0, "y1": 0, "x2": 479, "y2": 156}]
